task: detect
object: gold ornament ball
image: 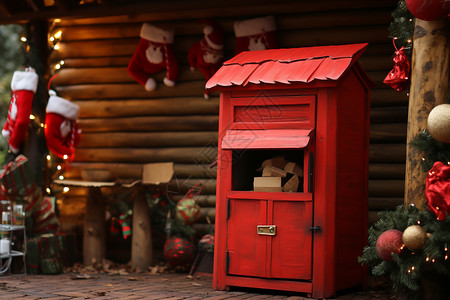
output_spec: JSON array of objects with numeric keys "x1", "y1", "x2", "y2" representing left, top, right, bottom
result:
[
  {"x1": 402, "y1": 225, "x2": 428, "y2": 251},
  {"x1": 427, "y1": 104, "x2": 450, "y2": 143}
]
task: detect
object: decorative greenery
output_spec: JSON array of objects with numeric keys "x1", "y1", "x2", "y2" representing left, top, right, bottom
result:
[
  {"x1": 359, "y1": 204, "x2": 450, "y2": 296},
  {"x1": 0, "y1": 24, "x2": 25, "y2": 165},
  {"x1": 410, "y1": 130, "x2": 450, "y2": 172},
  {"x1": 388, "y1": 0, "x2": 415, "y2": 57}
]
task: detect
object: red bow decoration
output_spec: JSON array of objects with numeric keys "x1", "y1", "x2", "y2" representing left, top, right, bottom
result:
[
  {"x1": 383, "y1": 38, "x2": 410, "y2": 92},
  {"x1": 425, "y1": 161, "x2": 450, "y2": 220}
]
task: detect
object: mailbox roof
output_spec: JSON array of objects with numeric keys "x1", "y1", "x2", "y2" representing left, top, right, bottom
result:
[{"x1": 206, "y1": 43, "x2": 369, "y2": 89}]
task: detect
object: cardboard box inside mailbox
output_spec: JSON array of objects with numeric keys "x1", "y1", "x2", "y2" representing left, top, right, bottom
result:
[{"x1": 142, "y1": 162, "x2": 174, "y2": 185}]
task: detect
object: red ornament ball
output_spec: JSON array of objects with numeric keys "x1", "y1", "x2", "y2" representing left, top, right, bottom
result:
[
  {"x1": 163, "y1": 236, "x2": 196, "y2": 266},
  {"x1": 376, "y1": 229, "x2": 404, "y2": 261},
  {"x1": 175, "y1": 198, "x2": 201, "y2": 225},
  {"x1": 405, "y1": 0, "x2": 447, "y2": 21}
]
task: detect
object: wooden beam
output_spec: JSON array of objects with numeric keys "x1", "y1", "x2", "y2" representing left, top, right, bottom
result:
[
  {"x1": 404, "y1": 18, "x2": 449, "y2": 208},
  {"x1": 77, "y1": 115, "x2": 218, "y2": 132}
]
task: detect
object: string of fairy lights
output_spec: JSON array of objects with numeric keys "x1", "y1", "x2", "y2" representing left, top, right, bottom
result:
[{"x1": 19, "y1": 22, "x2": 71, "y2": 195}]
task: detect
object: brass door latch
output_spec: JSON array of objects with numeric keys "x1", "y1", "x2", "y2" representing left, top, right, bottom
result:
[{"x1": 257, "y1": 225, "x2": 277, "y2": 236}]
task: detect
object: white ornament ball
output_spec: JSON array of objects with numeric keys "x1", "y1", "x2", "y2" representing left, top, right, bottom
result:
[{"x1": 427, "y1": 104, "x2": 450, "y2": 143}]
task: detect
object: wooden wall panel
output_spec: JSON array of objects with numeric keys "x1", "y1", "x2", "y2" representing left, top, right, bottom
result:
[{"x1": 50, "y1": 0, "x2": 402, "y2": 230}]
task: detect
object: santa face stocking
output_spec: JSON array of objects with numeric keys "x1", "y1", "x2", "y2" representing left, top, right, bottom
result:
[
  {"x1": 234, "y1": 15, "x2": 278, "y2": 55},
  {"x1": 2, "y1": 68, "x2": 39, "y2": 153},
  {"x1": 45, "y1": 95, "x2": 81, "y2": 161},
  {"x1": 127, "y1": 23, "x2": 179, "y2": 91},
  {"x1": 188, "y1": 21, "x2": 224, "y2": 99}
]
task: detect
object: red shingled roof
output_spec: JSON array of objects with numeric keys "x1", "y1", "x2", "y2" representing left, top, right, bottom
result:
[{"x1": 206, "y1": 43, "x2": 368, "y2": 89}]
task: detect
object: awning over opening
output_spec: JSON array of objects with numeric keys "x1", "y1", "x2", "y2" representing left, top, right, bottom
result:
[{"x1": 221, "y1": 129, "x2": 313, "y2": 150}]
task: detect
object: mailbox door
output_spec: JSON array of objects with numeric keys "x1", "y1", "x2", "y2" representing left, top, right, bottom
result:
[{"x1": 227, "y1": 195, "x2": 313, "y2": 280}]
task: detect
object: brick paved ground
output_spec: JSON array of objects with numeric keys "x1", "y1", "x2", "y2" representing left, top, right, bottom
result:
[{"x1": 0, "y1": 272, "x2": 395, "y2": 300}]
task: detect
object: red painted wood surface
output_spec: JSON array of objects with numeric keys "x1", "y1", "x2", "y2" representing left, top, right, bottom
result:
[
  {"x1": 211, "y1": 45, "x2": 371, "y2": 299},
  {"x1": 206, "y1": 43, "x2": 369, "y2": 89}
]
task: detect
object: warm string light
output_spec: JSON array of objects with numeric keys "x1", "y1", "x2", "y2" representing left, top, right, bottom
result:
[
  {"x1": 63, "y1": 187, "x2": 69, "y2": 193},
  {"x1": 54, "y1": 60, "x2": 65, "y2": 70},
  {"x1": 49, "y1": 30, "x2": 62, "y2": 51}
]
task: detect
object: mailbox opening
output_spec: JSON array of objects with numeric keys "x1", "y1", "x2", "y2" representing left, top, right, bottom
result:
[{"x1": 231, "y1": 149, "x2": 305, "y2": 192}]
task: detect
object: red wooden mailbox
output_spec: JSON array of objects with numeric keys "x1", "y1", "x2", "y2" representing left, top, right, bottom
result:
[{"x1": 206, "y1": 43, "x2": 373, "y2": 299}]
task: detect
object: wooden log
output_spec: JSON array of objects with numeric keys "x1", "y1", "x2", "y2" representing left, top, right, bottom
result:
[
  {"x1": 57, "y1": 56, "x2": 131, "y2": 68},
  {"x1": 369, "y1": 197, "x2": 403, "y2": 210},
  {"x1": 405, "y1": 18, "x2": 449, "y2": 208},
  {"x1": 370, "y1": 88, "x2": 409, "y2": 107},
  {"x1": 74, "y1": 147, "x2": 217, "y2": 164},
  {"x1": 369, "y1": 163, "x2": 405, "y2": 179},
  {"x1": 78, "y1": 131, "x2": 218, "y2": 148},
  {"x1": 58, "y1": 196, "x2": 86, "y2": 217},
  {"x1": 167, "y1": 178, "x2": 216, "y2": 196},
  {"x1": 64, "y1": 162, "x2": 217, "y2": 180},
  {"x1": 369, "y1": 144, "x2": 406, "y2": 163},
  {"x1": 369, "y1": 180, "x2": 404, "y2": 198},
  {"x1": 55, "y1": 0, "x2": 396, "y2": 26},
  {"x1": 75, "y1": 98, "x2": 219, "y2": 118},
  {"x1": 369, "y1": 123, "x2": 406, "y2": 142},
  {"x1": 370, "y1": 106, "x2": 408, "y2": 124},
  {"x1": 200, "y1": 207, "x2": 216, "y2": 222},
  {"x1": 173, "y1": 164, "x2": 217, "y2": 179},
  {"x1": 359, "y1": 55, "x2": 397, "y2": 72},
  {"x1": 83, "y1": 188, "x2": 106, "y2": 265},
  {"x1": 77, "y1": 115, "x2": 218, "y2": 132},
  {"x1": 55, "y1": 9, "x2": 392, "y2": 42},
  {"x1": 53, "y1": 25, "x2": 390, "y2": 59},
  {"x1": 52, "y1": 66, "x2": 205, "y2": 85},
  {"x1": 55, "y1": 81, "x2": 213, "y2": 100},
  {"x1": 131, "y1": 186, "x2": 153, "y2": 270}
]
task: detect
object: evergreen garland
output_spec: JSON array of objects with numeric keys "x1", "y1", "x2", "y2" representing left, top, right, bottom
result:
[
  {"x1": 359, "y1": 205, "x2": 450, "y2": 296},
  {"x1": 410, "y1": 130, "x2": 450, "y2": 172},
  {"x1": 388, "y1": 0, "x2": 415, "y2": 57}
]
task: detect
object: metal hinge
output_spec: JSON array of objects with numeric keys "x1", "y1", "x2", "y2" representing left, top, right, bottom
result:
[{"x1": 226, "y1": 250, "x2": 229, "y2": 273}]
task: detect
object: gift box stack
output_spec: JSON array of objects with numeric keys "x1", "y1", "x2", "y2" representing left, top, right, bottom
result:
[
  {"x1": 0, "y1": 154, "x2": 37, "y2": 200},
  {"x1": 26, "y1": 233, "x2": 64, "y2": 274}
]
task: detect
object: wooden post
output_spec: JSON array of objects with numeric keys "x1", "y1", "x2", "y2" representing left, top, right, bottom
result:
[
  {"x1": 83, "y1": 188, "x2": 106, "y2": 265},
  {"x1": 131, "y1": 185, "x2": 153, "y2": 270},
  {"x1": 404, "y1": 18, "x2": 449, "y2": 208}
]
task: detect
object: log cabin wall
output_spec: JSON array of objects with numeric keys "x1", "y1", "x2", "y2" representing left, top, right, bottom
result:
[{"x1": 50, "y1": 0, "x2": 406, "y2": 247}]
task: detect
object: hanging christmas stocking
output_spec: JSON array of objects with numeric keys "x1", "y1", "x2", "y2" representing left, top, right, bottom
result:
[
  {"x1": 188, "y1": 20, "x2": 224, "y2": 99},
  {"x1": 128, "y1": 23, "x2": 179, "y2": 91},
  {"x1": 2, "y1": 68, "x2": 39, "y2": 153},
  {"x1": 45, "y1": 94, "x2": 81, "y2": 161},
  {"x1": 234, "y1": 15, "x2": 278, "y2": 55}
]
